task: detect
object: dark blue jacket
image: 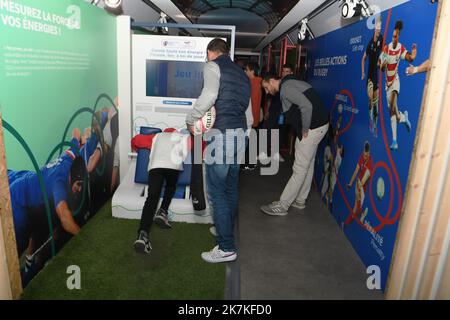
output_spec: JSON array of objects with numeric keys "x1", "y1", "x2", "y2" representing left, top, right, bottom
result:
[{"x1": 212, "y1": 55, "x2": 250, "y2": 132}]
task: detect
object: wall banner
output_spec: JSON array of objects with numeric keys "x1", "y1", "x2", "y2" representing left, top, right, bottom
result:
[
  {"x1": 305, "y1": 0, "x2": 438, "y2": 290},
  {"x1": 0, "y1": 0, "x2": 117, "y2": 286}
]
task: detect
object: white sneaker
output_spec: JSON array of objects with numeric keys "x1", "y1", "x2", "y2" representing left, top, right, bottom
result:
[
  {"x1": 272, "y1": 153, "x2": 285, "y2": 162},
  {"x1": 260, "y1": 201, "x2": 288, "y2": 216},
  {"x1": 291, "y1": 201, "x2": 306, "y2": 210},
  {"x1": 258, "y1": 152, "x2": 269, "y2": 163},
  {"x1": 201, "y1": 245, "x2": 237, "y2": 263},
  {"x1": 209, "y1": 226, "x2": 217, "y2": 236}
]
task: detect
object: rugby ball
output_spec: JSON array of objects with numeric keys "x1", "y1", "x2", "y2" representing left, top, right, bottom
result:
[
  {"x1": 376, "y1": 177, "x2": 385, "y2": 201},
  {"x1": 193, "y1": 106, "x2": 216, "y2": 135}
]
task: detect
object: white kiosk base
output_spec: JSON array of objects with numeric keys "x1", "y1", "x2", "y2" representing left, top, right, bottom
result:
[{"x1": 112, "y1": 158, "x2": 213, "y2": 224}]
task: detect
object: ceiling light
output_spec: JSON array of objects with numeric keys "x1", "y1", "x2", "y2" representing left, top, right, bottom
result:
[
  {"x1": 340, "y1": 0, "x2": 372, "y2": 19},
  {"x1": 157, "y1": 12, "x2": 169, "y2": 34},
  {"x1": 298, "y1": 18, "x2": 313, "y2": 42},
  {"x1": 103, "y1": 0, "x2": 123, "y2": 15},
  {"x1": 104, "y1": 0, "x2": 122, "y2": 9}
]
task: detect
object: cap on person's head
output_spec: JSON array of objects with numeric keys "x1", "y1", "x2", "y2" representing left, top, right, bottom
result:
[{"x1": 163, "y1": 127, "x2": 177, "y2": 133}]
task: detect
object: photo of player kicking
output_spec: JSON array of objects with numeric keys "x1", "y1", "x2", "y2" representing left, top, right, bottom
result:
[
  {"x1": 379, "y1": 20, "x2": 416, "y2": 150},
  {"x1": 361, "y1": 16, "x2": 383, "y2": 137},
  {"x1": 345, "y1": 142, "x2": 373, "y2": 227}
]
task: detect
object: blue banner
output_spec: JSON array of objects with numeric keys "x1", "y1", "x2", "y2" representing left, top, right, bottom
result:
[{"x1": 305, "y1": 1, "x2": 437, "y2": 290}]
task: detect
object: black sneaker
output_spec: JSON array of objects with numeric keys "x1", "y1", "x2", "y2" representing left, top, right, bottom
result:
[
  {"x1": 154, "y1": 208, "x2": 172, "y2": 229},
  {"x1": 134, "y1": 230, "x2": 152, "y2": 254}
]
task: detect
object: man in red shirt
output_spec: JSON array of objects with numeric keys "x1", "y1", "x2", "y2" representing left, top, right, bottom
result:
[
  {"x1": 346, "y1": 141, "x2": 373, "y2": 225},
  {"x1": 243, "y1": 61, "x2": 262, "y2": 169},
  {"x1": 245, "y1": 62, "x2": 262, "y2": 127}
]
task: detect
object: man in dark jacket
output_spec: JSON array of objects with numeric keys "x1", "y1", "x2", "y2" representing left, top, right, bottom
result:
[
  {"x1": 186, "y1": 38, "x2": 251, "y2": 263},
  {"x1": 260, "y1": 74, "x2": 329, "y2": 215}
]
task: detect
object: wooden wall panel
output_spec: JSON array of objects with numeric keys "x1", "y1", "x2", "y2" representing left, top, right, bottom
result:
[
  {"x1": 0, "y1": 115, "x2": 23, "y2": 299},
  {"x1": 386, "y1": 0, "x2": 450, "y2": 299}
]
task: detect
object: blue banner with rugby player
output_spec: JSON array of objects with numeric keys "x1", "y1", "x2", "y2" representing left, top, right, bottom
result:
[{"x1": 305, "y1": 0, "x2": 438, "y2": 290}]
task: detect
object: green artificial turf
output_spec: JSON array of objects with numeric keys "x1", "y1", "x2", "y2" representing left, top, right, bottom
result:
[{"x1": 21, "y1": 201, "x2": 225, "y2": 300}]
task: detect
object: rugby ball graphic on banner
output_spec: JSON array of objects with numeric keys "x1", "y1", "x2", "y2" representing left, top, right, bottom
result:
[{"x1": 376, "y1": 177, "x2": 385, "y2": 201}]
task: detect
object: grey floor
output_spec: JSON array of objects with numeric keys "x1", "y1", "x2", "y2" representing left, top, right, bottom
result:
[{"x1": 237, "y1": 159, "x2": 384, "y2": 300}]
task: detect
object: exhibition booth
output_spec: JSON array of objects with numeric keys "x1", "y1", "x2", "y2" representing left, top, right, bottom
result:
[{"x1": 0, "y1": 0, "x2": 448, "y2": 300}]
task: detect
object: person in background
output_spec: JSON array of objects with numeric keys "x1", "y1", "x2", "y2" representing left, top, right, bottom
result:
[
  {"x1": 260, "y1": 73, "x2": 329, "y2": 216},
  {"x1": 243, "y1": 61, "x2": 262, "y2": 170},
  {"x1": 186, "y1": 38, "x2": 250, "y2": 263},
  {"x1": 245, "y1": 62, "x2": 262, "y2": 129},
  {"x1": 281, "y1": 63, "x2": 295, "y2": 78},
  {"x1": 234, "y1": 58, "x2": 245, "y2": 70}
]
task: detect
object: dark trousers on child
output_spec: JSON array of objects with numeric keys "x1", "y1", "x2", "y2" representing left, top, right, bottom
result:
[{"x1": 139, "y1": 168, "x2": 179, "y2": 233}]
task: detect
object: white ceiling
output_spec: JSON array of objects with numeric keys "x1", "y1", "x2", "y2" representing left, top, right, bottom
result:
[
  {"x1": 255, "y1": 0, "x2": 410, "y2": 51},
  {"x1": 89, "y1": 0, "x2": 412, "y2": 52}
]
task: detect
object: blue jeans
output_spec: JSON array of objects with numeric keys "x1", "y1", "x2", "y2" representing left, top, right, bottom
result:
[{"x1": 205, "y1": 131, "x2": 245, "y2": 252}]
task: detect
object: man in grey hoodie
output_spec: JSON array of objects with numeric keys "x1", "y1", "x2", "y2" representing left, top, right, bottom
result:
[{"x1": 260, "y1": 74, "x2": 329, "y2": 216}]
